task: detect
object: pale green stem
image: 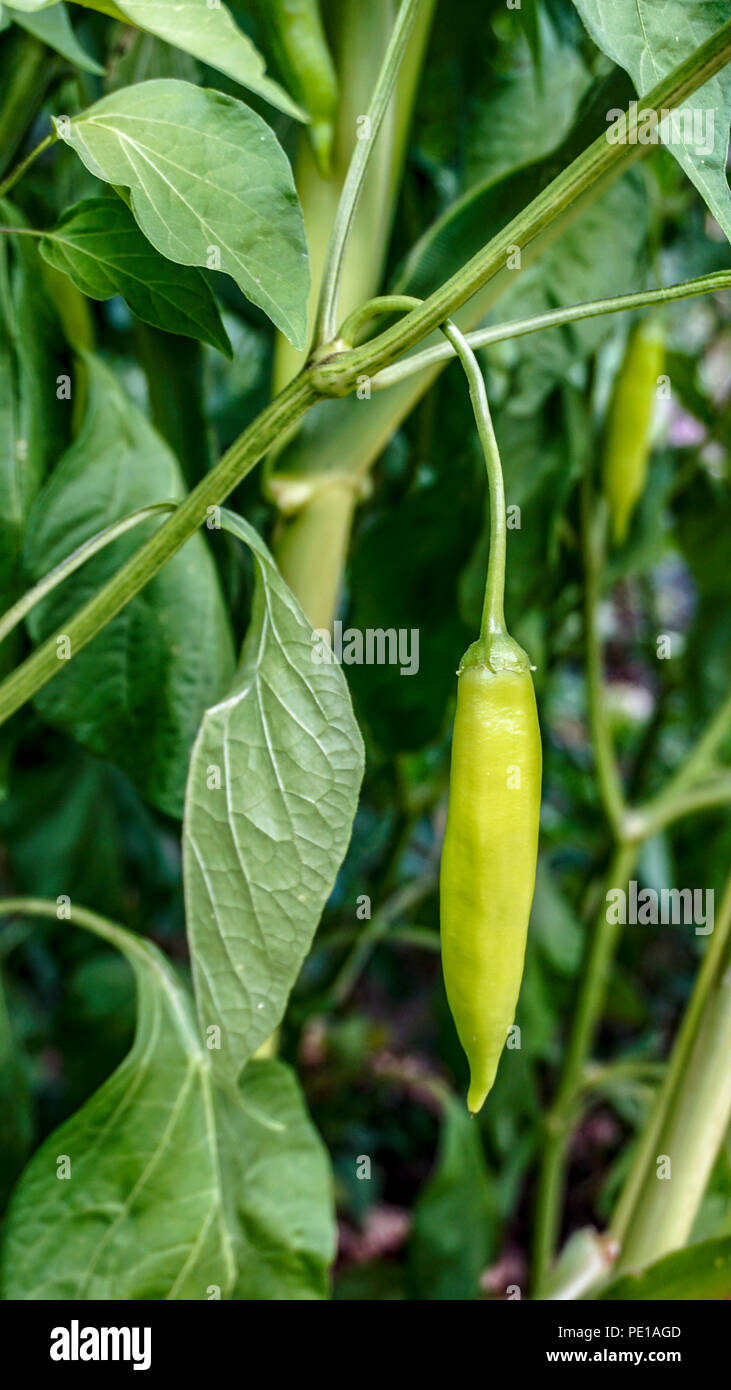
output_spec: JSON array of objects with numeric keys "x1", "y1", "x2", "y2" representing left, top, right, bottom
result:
[
  {"x1": 329, "y1": 872, "x2": 435, "y2": 1007},
  {"x1": 440, "y1": 320, "x2": 507, "y2": 638},
  {"x1": 0, "y1": 503, "x2": 178, "y2": 648},
  {"x1": 370, "y1": 273, "x2": 731, "y2": 389},
  {"x1": 341, "y1": 296, "x2": 509, "y2": 636},
  {"x1": 532, "y1": 840, "x2": 640, "y2": 1292},
  {"x1": 610, "y1": 874, "x2": 731, "y2": 1251},
  {"x1": 0, "y1": 132, "x2": 55, "y2": 201},
  {"x1": 659, "y1": 689, "x2": 731, "y2": 800},
  {"x1": 0, "y1": 896, "x2": 151, "y2": 969},
  {"x1": 312, "y1": 0, "x2": 426, "y2": 347},
  {"x1": 635, "y1": 775, "x2": 731, "y2": 838},
  {"x1": 581, "y1": 452, "x2": 625, "y2": 833}
]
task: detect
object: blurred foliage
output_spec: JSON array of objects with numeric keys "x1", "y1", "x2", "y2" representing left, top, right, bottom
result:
[{"x1": 0, "y1": 0, "x2": 728, "y2": 1299}]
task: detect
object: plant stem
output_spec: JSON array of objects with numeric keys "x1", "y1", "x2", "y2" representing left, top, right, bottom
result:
[
  {"x1": 610, "y1": 874, "x2": 731, "y2": 1253},
  {"x1": 275, "y1": 482, "x2": 359, "y2": 630},
  {"x1": 312, "y1": 20, "x2": 731, "y2": 393},
  {"x1": 0, "y1": 372, "x2": 317, "y2": 729},
  {"x1": 618, "y1": 950, "x2": 731, "y2": 1270},
  {"x1": 532, "y1": 840, "x2": 639, "y2": 1292},
  {"x1": 637, "y1": 775, "x2": 731, "y2": 837},
  {"x1": 312, "y1": 0, "x2": 426, "y2": 347},
  {"x1": 658, "y1": 689, "x2": 731, "y2": 799},
  {"x1": 329, "y1": 872, "x2": 435, "y2": 1006},
  {"x1": 0, "y1": 897, "x2": 155, "y2": 972},
  {"x1": 440, "y1": 320, "x2": 508, "y2": 638},
  {"x1": 370, "y1": 273, "x2": 731, "y2": 389},
  {"x1": 0, "y1": 132, "x2": 55, "y2": 201},
  {"x1": 0, "y1": 504, "x2": 178, "y2": 647},
  {"x1": 580, "y1": 449, "x2": 626, "y2": 834}
]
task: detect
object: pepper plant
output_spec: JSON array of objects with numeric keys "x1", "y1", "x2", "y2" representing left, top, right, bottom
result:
[{"x1": 0, "y1": 0, "x2": 730, "y2": 1302}]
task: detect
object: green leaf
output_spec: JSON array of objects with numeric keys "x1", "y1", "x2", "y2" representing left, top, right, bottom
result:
[
  {"x1": 572, "y1": 0, "x2": 731, "y2": 241},
  {"x1": 183, "y1": 509, "x2": 364, "y2": 1092},
  {"x1": 217, "y1": 1059, "x2": 335, "y2": 1299},
  {"x1": 54, "y1": 79, "x2": 309, "y2": 347},
  {"x1": 0, "y1": 918, "x2": 237, "y2": 1300},
  {"x1": 408, "y1": 1093, "x2": 496, "y2": 1300},
  {"x1": 0, "y1": 901, "x2": 336, "y2": 1298},
  {"x1": 7, "y1": 0, "x2": 304, "y2": 114},
  {"x1": 600, "y1": 1234, "x2": 731, "y2": 1300},
  {"x1": 4, "y1": 1, "x2": 104, "y2": 73},
  {"x1": 23, "y1": 356, "x2": 235, "y2": 818},
  {"x1": 466, "y1": 6, "x2": 590, "y2": 187},
  {"x1": 40, "y1": 196, "x2": 232, "y2": 355}
]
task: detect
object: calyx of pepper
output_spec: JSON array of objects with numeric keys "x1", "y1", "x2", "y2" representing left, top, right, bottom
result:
[{"x1": 458, "y1": 630, "x2": 532, "y2": 677}]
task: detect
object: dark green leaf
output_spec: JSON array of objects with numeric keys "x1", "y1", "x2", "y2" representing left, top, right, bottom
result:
[
  {"x1": 408, "y1": 1092, "x2": 496, "y2": 1300},
  {"x1": 40, "y1": 196, "x2": 232, "y2": 355},
  {"x1": 23, "y1": 356, "x2": 235, "y2": 818},
  {"x1": 573, "y1": 0, "x2": 731, "y2": 241}
]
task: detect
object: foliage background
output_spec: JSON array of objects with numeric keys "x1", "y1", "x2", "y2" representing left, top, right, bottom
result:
[{"x1": 0, "y1": 0, "x2": 729, "y2": 1299}]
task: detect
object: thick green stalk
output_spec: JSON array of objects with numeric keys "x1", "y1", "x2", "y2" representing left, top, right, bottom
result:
[
  {"x1": 618, "y1": 953, "x2": 731, "y2": 1270},
  {"x1": 275, "y1": 482, "x2": 358, "y2": 630},
  {"x1": 611, "y1": 875, "x2": 731, "y2": 1256}
]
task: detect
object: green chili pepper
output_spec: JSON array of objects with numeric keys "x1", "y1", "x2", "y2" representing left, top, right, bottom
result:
[
  {"x1": 603, "y1": 318, "x2": 665, "y2": 545},
  {"x1": 259, "y1": 0, "x2": 338, "y2": 177},
  {"x1": 437, "y1": 321, "x2": 542, "y2": 1114},
  {"x1": 440, "y1": 646, "x2": 542, "y2": 1114}
]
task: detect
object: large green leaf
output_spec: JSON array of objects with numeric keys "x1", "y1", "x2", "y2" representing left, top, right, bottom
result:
[
  {"x1": 7, "y1": 0, "x2": 304, "y2": 115},
  {"x1": 3, "y1": 1, "x2": 103, "y2": 72},
  {"x1": 0, "y1": 918, "x2": 236, "y2": 1300},
  {"x1": 55, "y1": 80, "x2": 309, "y2": 347},
  {"x1": 572, "y1": 0, "x2": 731, "y2": 241},
  {"x1": 40, "y1": 196, "x2": 232, "y2": 355},
  {"x1": 600, "y1": 1234, "x2": 731, "y2": 1300},
  {"x1": 408, "y1": 1092, "x2": 496, "y2": 1300},
  {"x1": 0, "y1": 911, "x2": 336, "y2": 1299},
  {"x1": 183, "y1": 509, "x2": 364, "y2": 1092},
  {"x1": 23, "y1": 356, "x2": 235, "y2": 818},
  {"x1": 217, "y1": 1059, "x2": 335, "y2": 1299}
]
